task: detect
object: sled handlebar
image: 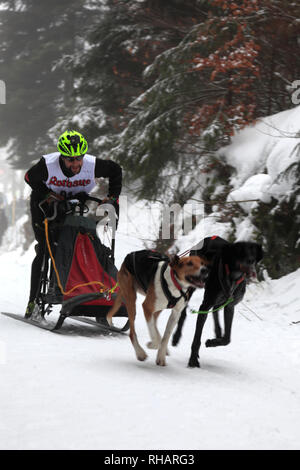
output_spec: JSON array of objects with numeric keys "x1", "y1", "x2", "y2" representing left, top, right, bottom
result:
[{"x1": 38, "y1": 193, "x2": 106, "y2": 220}]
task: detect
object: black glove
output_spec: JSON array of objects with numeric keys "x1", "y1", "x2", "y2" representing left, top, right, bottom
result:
[
  {"x1": 45, "y1": 191, "x2": 65, "y2": 205},
  {"x1": 75, "y1": 192, "x2": 89, "y2": 203}
]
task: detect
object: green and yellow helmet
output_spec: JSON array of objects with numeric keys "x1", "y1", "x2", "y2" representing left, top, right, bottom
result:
[{"x1": 57, "y1": 130, "x2": 88, "y2": 157}]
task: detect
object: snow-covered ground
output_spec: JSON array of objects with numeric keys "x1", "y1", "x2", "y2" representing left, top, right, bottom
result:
[{"x1": 0, "y1": 228, "x2": 299, "y2": 450}]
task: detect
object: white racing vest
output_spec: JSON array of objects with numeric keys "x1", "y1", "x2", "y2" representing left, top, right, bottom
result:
[{"x1": 44, "y1": 152, "x2": 97, "y2": 196}]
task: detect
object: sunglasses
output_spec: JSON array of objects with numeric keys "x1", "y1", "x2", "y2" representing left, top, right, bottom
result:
[{"x1": 62, "y1": 155, "x2": 84, "y2": 162}]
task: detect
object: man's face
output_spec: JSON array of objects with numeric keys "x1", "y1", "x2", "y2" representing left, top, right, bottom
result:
[{"x1": 62, "y1": 156, "x2": 84, "y2": 175}]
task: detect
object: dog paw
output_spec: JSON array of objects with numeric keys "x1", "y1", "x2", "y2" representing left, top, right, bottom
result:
[
  {"x1": 205, "y1": 338, "x2": 230, "y2": 348},
  {"x1": 188, "y1": 356, "x2": 200, "y2": 368},
  {"x1": 136, "y1": 350, "x2": 148, "y2": 361},
  {"x1": 156, "y1": 357, "x2": 167, "y2": 366},
  {"x1": 156, "y1": 351, "x2": 167, "y2": 366}
]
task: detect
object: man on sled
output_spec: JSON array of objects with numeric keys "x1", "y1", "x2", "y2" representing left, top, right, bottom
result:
[{"x1": 24, "y1": 130, "x2": 122, "y2": 318}]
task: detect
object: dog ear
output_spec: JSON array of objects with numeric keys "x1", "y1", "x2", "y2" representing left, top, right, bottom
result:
[
  {"x1": 169, "y1": 254, "x2": 180, "y2": 267},
  {"x1": 255, "y1": 244, "x2": 263, "y2": 262}
]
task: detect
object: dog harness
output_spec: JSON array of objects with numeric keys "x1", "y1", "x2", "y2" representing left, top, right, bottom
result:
[
  {"x1": 160, "y1": 262, "x2": 189, "y2": 308},
  {"x1": 219, "y1": 259, "x2": 245, "y2": 298},
  {"x1": 124, "y1": 250, "x2": 167, "y2": 292},
  {"x1": 124, "y1": 250, "x2": 189, "y2": 308}
]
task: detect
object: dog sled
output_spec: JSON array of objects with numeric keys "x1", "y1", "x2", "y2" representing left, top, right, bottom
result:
[{"x1": 22, "y1": 193, "x2": 128, "y2": 333}]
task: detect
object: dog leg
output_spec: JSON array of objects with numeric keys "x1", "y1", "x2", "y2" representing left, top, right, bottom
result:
[
  {"x1": 212, "y1": 310, "x2": 222, "y2": 338},
  {"x1": 144, "y1": 308, "x2": 162, "y2": 350},
  {"x1": 127, "y1": 294, "x2": 147, "y2": 361},
  {"x1": 172, "y1": 287, "x2": 195, "y2": 346},
  {"x1": 172, "y1": 307, "x2": 187, "y2": 347},
  {"x1": 151, "y1": 311, "x2": 171, "y2": 355},
  {"x1": 223, "y1": 303, "x2": 234, "y2": 344},
  {"x1": 142, "y1": 294, "x2": 161, "y2": 350},
  {"x1": 206, "y1": 304, "x2": 234, "y2": 347},
  {"x1": 114, "y1": 268, "x2": 147, "y2": 361},
  {"x1": 188, "y1": 309, "x2": 208, "y2": 368},
  {"x1": 106, "y1": 290, "x2": 123, "y2": 326},
  {"x1": 156, "y1": 307, "x2": 182, "y2": 366}
]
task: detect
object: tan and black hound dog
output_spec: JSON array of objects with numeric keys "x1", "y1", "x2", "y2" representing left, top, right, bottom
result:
[{"x1": 106, "y1": 250, "x2": 210, "y2": 366}]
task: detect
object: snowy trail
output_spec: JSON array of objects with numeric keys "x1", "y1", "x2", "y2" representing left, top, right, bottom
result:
[{"x1": 0, "y1": 243, "x2": 299, "y2": 450}]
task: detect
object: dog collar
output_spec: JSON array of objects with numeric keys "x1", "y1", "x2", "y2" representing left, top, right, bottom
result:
[{"x1": 170, "y1": 268, "x2": 184, "y2": 292}]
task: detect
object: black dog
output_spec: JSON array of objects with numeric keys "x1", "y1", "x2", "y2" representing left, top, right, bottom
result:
[{"x1": 172, "y1": 236, "x2": 263, "y2": 368}]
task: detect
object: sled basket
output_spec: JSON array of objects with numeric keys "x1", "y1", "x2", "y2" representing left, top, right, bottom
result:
[{"x1": 46, "y1": 214, "x2": 127, "y2": 318}]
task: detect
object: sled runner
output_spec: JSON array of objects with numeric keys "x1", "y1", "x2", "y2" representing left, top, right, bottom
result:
[
  {"x1": 0, "y1": 311, "x2": 128, "y2": 336},
  {"x1": 28, "y1": 193, "x2": 129, "y2": 333}
]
